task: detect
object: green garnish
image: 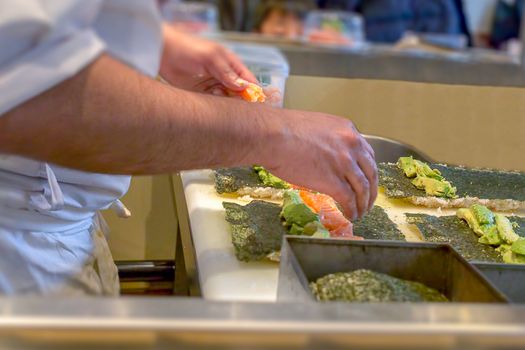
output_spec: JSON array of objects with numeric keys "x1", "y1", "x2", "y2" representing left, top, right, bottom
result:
[
  {"x1": 511, "y1": 239, "x2": 525, "y2": 255},
  {"x1": 281, "y1": 190, "x2": 329, "y2": 238},
  {"x1": 253, "y1": 166, "x2": 290, "y2": 189},
  {"x1": 397, "y1": 157, "x2": 457, "y2": 198},
  {"x1": 457, "y1": 205, "x2": 525, "y2": 263}
]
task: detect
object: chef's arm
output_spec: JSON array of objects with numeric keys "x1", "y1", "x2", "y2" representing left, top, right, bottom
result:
[
  {"x1": 0, "y1": 54, "x2": 377, "y2": 219},
  {"x1": 0, "y1": 55, "x2": 276, "y2": 174}
]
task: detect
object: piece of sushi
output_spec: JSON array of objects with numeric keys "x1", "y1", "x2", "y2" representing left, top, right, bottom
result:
[
  {"x1": 298, "y1": 190, "x2": 360, "y2": 239},
  {"x1": 214, "y1": 166, "x2": 287, "y2": 200},
  {"x1": 379, "y1": 161, "x2": 525, "y2": 211},
  {"x1": 406, "y1": 213, "x2": 525, "y2": 263},
  {"x1": 223, "y1": 199, "x2": 403, "y2": 262}
]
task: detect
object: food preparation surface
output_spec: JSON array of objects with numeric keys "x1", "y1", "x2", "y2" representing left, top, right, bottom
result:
[
  {"x1": 181, "y1": 170, "x2": 280, "y2": 301},
  {"x1": 180, "y1": 170, "x2": 525, "y2": 302}
]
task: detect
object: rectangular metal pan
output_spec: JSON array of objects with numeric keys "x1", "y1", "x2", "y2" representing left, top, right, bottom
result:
[
  {"x1": 278, "y1": 237, "x2": 508, "y2": 303},
  {"x1": 473, "y1": 262, "x2": 525, "y2": 303}
]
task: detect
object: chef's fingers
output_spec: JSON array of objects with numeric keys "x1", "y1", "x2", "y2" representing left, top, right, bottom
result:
[
  {"x1": 206, "y1": 52, "x2": 243, "y2": 91},
  {"x1": 191, "y1": 78, "x2": 228, "y2": 96},
  {"x1": 334, "y1": 178, "x2": 359, "y2": 221},
  {"x1": 362, "y1": 138, "x2": 375, "y2": 159},
  {"x1": 345, "y1": 160, "x2": 370, "y2": 219},
  {"x1": 193, "y1": 77, "x2": 219, "y2": 90},
  {"x1": 263, "y1": 88, "x2": 283, "y2": 106},
  {"x1": 207, "y1": 49, "x2": 256, "y2": 92},
  {"x1": 224, "y1": 49, "x2": 258, "y2": 85},
  {"x1": 357, "y1": 149, "x2": 378, "y2": 211}
]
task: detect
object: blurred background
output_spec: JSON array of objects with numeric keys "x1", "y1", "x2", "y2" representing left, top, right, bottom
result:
[{"x1": 159, "y1": 0, "x2": 524, "y2": 55}]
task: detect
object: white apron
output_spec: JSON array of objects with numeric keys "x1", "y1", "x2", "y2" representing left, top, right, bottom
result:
[{"x1": 0, "y1": 0, "x2": 162, "y2": 295}]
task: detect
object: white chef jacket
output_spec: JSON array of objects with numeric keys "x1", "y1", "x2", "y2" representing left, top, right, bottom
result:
[{"x1": 0, "y1": 0, "x2": 163, "y2": 295}]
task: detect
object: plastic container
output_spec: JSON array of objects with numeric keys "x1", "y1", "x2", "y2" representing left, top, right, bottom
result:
[
  {"x1": 303, "y1": 10, "x2": 365, "y2": 47},
  {"x1": 161, "y1": 1, "x2": 219, "y2": 34},
  {"x1": 223, "y1": 42, "x2": 290, "y2": 107}
]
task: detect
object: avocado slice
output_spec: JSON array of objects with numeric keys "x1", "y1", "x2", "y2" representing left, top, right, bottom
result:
[
  {"x1": 305, "y1": 222, "x2": 331, "y2": 238},
  {"x1": 253, "y1": 165, "x2": 290, "y2": 189},
  {"x1": 498, "y1": 244, "x2": 525, "y2": 264},
  {"x1": 281, "y1": 191, "x2": 318, "y2": 227},
  {"x1": 281, "y1": 190, "x2": 330, "y2": 237},
  {"x1": 457, "y1": 205, "x2": 499, "y2": 239},
  {"x1": 457, "y1": 205, "x2": 524, "y2": 262},
  {"x1": 288, "y1": 223, "x2": 304, "y2": 235},
  {"x1": 478, "y1": 225, "x2": 502, "y2": 245},
  {"x1": 471, "y1": 204, "x2": 495, "y2": 226},
  {"x1": 399, "y1": 157, "x2": 457, "y2": 198},
  {"x1": 457, "y1": 208, "x2": 484, "y2": 236},
  {"x1": 415, "y1": 161, "x2": 443, "y2": 180},
  {"x1": 495, "y1": 213, "x2": 520, "y2": 244},
  {"x1": 398, "y1": 157, "x2": 418, "y2": 178},
  {"x1": 411, "y1": 177, "x2": 457, "y2": 198},
  {"x1": 511, "y1": 238, "x2": 525, "y2": 255}
]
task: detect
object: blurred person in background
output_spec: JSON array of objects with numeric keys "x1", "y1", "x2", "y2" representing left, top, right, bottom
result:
[
  {"x1": 253, "y1": 1, "x2": 313, "y2": 39},
  {"x1": 188, "y1": 0, "x2": 262, "y2": 31},
  {"x1": 489, "y1": 0, "x2": 524, "y2": 51},
  {"x1": 317, "y1": 0, "x2": 471, "y2": 45}
]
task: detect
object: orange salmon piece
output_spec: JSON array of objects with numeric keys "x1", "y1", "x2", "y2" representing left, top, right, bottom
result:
[
  {"x1": 238, "y1": 81, "x2": 266, "y2": 103},
  {"x1": 299, "y1": 190, "x2": 361, "y2": 239}
]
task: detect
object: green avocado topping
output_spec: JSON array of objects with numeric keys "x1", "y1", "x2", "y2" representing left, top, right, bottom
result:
[
  {"x1": 253, "y1": 166, "x2": 290, "y2": 189},
  {"x1": 281, "y1": 190, "x2": 330, "y2": 238},
  {"x1": 478, "y1": 225, "x2": 502, "y2": 245},
  {"x1": 457, "y1": 205, "x2": 525, "y2": 263},
  {"x1": 497, "y1": 244, "x2": 525, "y2": 264},
  {"x1": 397, "y1": 157, "x2": 457, "y2": 198},
  {"x1": 471, "y1": 204, "x2": 495, "y2": 225},
  {"x1": 495, "y1": 214, "x2": 521, "y2": 244},
  {"x1": 511, "y1": 238, "x2": 525, "y2": 255}
]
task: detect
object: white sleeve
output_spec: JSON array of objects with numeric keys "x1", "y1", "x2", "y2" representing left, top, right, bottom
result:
[{"x1": 0, "y1": 0, "x2": 106, "y2": 116}]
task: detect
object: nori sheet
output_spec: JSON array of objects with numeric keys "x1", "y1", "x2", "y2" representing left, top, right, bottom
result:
[
  {"x1": 354, "y1": 206, "x2": 405, "y2": 241},
  {"x1": 406, "y1": 213, "x2": 525, "y2": 263},
  {"x1": 223, "y1": 201, "x2": 287, "y2": 262},
  {"x1": 379, "y1": 162, "x2": 525, "y2": 200},
  {"x1": 215, "y1": 167, "x2": 263, "y2": 194},
  {"x1": 223, "y1": 201, "x2": 404, "y2": 262}
]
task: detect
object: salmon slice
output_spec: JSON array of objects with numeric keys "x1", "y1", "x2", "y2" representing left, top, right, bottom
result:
[
  {"x1": 237, "y1": 79, "x2": 266, "y2": 103},
  {"x1": 299, "y1": 190, "x2": 362, "y2": 239}
]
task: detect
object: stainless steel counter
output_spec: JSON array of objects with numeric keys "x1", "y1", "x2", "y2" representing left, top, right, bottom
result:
[
  {"x1": 1, "y1": 296, "x2": 525, "y2": 349},
  {"x1": 209, "y1": 32, "x2": 525, "y2": 87}
]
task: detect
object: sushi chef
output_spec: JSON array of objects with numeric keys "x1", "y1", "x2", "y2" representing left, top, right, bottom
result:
[{"x1": 0, "y1": 1, "x2": 377, "y2": 295}]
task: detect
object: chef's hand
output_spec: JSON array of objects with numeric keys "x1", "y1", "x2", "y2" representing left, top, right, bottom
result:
[
  {"x1": 160, "y1": 24, "x2": 258, "y2": 94},
  {"x1": 262, "y1": 110, "x2": 377, "y2": 220}
]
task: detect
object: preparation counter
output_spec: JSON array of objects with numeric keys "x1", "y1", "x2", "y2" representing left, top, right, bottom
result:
[
  {"x1": 2, "y1": 297, "x2": 525, "y2": 349},
  {"x1": 172, "y1": 170, "x2": 525, "y2": 301},
  {"x1": 5, "y1": 170, "x2": 523, "y2": 348},
  {"x1": 173, "y1": 170, "x2": 279, "y2": 301}
]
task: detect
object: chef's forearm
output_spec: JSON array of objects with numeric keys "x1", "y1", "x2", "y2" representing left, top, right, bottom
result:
[{"x1": 0, "y1": 54, "x2": 281, "y2": 174}]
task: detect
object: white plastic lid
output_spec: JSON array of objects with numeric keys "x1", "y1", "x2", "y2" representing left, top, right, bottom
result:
[{"x1": 223, "y1": 42, "x2": 290, "y2": 78}]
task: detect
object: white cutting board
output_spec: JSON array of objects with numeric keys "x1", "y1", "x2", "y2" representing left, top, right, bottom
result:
[
  {"x1": 182, "y1": 170, "x2": 280, "y2": 302},
  {"x1": 180, "y1": 170, "x2": 524, "y2": 302}
]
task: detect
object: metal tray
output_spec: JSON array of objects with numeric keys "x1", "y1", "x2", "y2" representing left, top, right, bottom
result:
[
  {"x1": 364, "y1": 134, "x2": 433, "y2": 163},
  {"x1": 277, "y1": 237, "x2": 508, "y2": 303},
  {"x1": 473, "y1": 262, "x2": 525, "y2": 303}
]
